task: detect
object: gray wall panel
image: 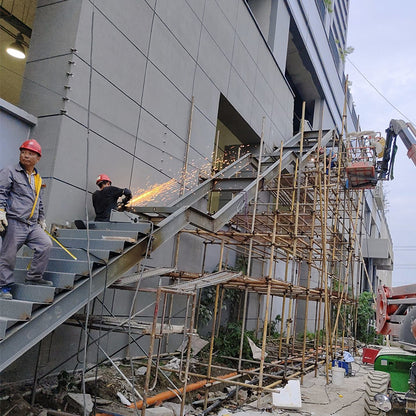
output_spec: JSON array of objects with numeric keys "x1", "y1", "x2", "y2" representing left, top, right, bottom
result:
[
  {"x1": 155, "y1": 0, "x2": 202, "y2": 60},
  {"x1": 20, "y1": 55, "x2": 69, "y2": 117},
  {"x1": 89, "y1": 73, "x2": 140, "y2": 153},
  {"x1": 142, "y1": 63, "x2": 191, "y2": 140},
  {"x1": 227, "y1": 68, "x2": 253, "y2": 123},
  {"x1": 149, "y1": 16, "x2": 196, "y2": 98},
  {"x1": 192, "y1": 67, "x2": 220, "y2": 124},
  {"x1": 28, "y1": 1, "x2": 82, "y2": 61},
  {"x1": 185, "y1": 0, "x2": 206, "y2": 20},
  {"x1": 95, "y1": 0, "x2": 154, "y2": 57},
  {"x1": 232, "y1": 37, "x2": 257, "y2": 93},
  {"x1": 203, "y1": 0, "x2": 236, "y2": 59},
  {"x1": 91, "y1": 12, "x2": 147, "y2": 103},
  {"x1": 236, "y1": 3, "x2": 260, "y2": 61},
  {"x1": 198, "y1": 28, "x2": 231, "y2": 94}
]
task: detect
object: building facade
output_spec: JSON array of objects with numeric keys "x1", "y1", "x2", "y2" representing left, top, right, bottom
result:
[{"x1": 0, "y1": 0, "x2": 392, "y2": 380}]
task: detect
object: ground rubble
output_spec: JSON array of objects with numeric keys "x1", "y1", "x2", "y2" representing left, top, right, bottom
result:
[{"x1": 0, "y1": 351, "x2": 375, "y2": 416}]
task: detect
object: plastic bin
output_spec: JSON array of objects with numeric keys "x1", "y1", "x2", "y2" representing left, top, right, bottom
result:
[
  {"x1": 362, "y1": 347, "x2": 379, "y2": 364},
  {"x1": 332, "y1": 360, "x2": 349, "y2": 375}
]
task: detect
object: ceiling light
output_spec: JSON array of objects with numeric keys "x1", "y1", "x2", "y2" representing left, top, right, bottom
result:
[{"x1": 6, "y1": 33, "x2": 26, "y2": 59}]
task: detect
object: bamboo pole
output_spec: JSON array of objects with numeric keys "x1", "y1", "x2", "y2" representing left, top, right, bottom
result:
[
  {"x1": 181, "y1": 96, "x2": 194, "y2": 196},
  {"x1": 301, "y1": 165, "x2": 319, "y2": 384},
  {"x1": 204, "y1": 283, "x2": 220, "y2": 410},
  {"x1": 141, "y1": 288, "x2": 162, "y2": 415},
  {"x1": 180, "y1": 292, "x2": 197, "y2": 416},
  {"x1": 258, "y1": 139, "x2": 284, "y2": 402}
]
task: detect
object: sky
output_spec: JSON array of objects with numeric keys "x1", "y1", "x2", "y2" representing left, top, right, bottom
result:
[{"x1": 345, "y1": 1, "x2": 416, "y2": 287}]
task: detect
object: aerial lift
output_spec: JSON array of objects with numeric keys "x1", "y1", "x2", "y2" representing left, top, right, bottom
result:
[
  {"x1": 345, "y1": 119, "x2": 416, "y2": 189},
  {"x1": 350, "y1": 119, "x2": 416, "y2": 414},
  {"x1": 363, "y1": 284, "x2": 416, "y2": 415}
]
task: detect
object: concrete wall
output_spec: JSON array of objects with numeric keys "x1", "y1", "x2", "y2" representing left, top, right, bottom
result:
[
  {"x1": 20, "y1": 0, "x2": 294, "y2": 227},
  {"x1": 0, "y1": 99, "x2": 37, "y2": 168}
]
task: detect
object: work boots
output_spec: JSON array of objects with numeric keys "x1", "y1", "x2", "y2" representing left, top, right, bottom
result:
[{"x1": 0, "y1": 286, "x2": 13, "y2": 300}]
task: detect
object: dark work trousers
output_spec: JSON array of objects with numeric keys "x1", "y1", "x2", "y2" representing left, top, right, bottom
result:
[{"x1": 0, "y1": 218, "x2": 52, "y2": 287}]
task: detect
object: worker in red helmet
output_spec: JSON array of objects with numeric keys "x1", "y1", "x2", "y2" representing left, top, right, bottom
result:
[
  {"x1": 92, "y1": 174, "x2": 132, "y2": 221},
  {"x1": 0, "y1": 139, "x2": 53, "y2": 299}
]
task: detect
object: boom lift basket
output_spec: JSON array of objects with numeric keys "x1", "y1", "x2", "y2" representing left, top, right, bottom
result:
[{"x1": 345, "y1": 131, "x2": 380, "y2": 189}]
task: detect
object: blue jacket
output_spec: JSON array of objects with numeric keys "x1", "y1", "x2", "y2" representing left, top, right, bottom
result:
[{"x1": 0, "y1": 163, "x2": 45, "y2": 224}]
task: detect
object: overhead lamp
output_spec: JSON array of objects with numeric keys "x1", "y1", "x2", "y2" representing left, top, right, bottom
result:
[{"x1": 6, "y1": 33, "x2": 26, "y2": 59}]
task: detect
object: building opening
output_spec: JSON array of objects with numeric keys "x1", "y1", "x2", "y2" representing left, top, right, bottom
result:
[{"x1": 209, "y1": 95, "x2": 260, "y2": 213}]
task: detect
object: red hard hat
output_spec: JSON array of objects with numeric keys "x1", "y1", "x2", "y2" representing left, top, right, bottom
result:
[
  {"x1": 96, "y1": 174, "x2": 112, "y2": 185},
  {"x1": 20, "y1": 139, "x2": 42, "y2": 156}
]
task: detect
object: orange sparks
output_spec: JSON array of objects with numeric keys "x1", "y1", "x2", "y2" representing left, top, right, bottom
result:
[{"x1": 130, "y1": 178, "x2": 178, "y2": 205}]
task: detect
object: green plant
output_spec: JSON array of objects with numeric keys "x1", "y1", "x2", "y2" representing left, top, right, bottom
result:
[
  {"x1": 198, "y1": 286, "x2": 242, "y2": 327},
  {"x1": 214, "y1": 322, "x2": 258, "y2": 366},
  {"x1": 323, "y1": 0, "x2": 333, "y2": 13},
  {"x1": 269, "y1": 314, "x2": 281, "y2": 338},
  {"x1": 335, "y1": 39, "x2": 354, "y2": 62},
  {"x1": 356, "y1": 291, "x2": 382, "y2": 344}
]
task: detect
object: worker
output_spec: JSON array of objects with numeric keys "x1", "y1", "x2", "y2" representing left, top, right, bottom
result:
[
  {"x1": 0, "y1": 139, "x2": 53, "y2": 300},
  {"x1": 92, "y1": 174, "x2": 132, "y2": 222},
  {"x1": 319, "y1": 146, "x2": 337, "y2": 173}
]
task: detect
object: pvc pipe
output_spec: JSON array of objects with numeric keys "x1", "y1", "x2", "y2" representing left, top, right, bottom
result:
[{"x1": 129, "y1": 371, "x2": 238, "y2": 410}]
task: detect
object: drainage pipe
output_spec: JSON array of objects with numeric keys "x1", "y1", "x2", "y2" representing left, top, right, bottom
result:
[{"x1": 129, "y1": 371, "x2": 238, "y2": 410}]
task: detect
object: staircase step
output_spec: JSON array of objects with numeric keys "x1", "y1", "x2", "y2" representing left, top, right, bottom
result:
[
  {"x1": 0, "y1": 299, "x2": 33, "y2": 320},
  {"x1": 54, "y1": 228, "x2": 142, "y2": 241},
  {"x1": 14, "y1": 270, "x2": 75, "y2": 290},
  {"x1": 0, "y1": 318, "x2": 17, "y2": 340},
  {"x1": 52, "y1": 237, "x2": 126, "y2": 252},
  {"x1": 16, "y1": 257, "x2": 91, "y2": 275},
  {"x1": 79, "y1": 220, "x2": 151, "y2": 233},
  {"x1": 22, "y1": 246, "x2": 110, "y2": 263},
  {"x1": 10, "y1": 284, "x2": 55, "y2": 304}
]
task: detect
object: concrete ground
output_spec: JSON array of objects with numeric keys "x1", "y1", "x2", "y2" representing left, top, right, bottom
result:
[
  {"x1": 283, "y1": 359, "x2": 371, "y2": 416},
  {"x1": 217, "y1": 357, "x2": 400, "y2": 416}
]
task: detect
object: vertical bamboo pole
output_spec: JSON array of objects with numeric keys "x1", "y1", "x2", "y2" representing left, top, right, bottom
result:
[
  {"x1": 180, "y1": 292, "x2": 197, "y2": 416},
  {"x1": 181, "y1": 96, "x2": 194, "y2": 196},
  {"x1": 237, "y1": 287, "x2": 249, "y2": 372},
  {"x1": 320, "y1": 149, "x2": 331, "y2": 384},
  {"x1": 246, "y1": 117, "x2": 265, "y2": 275},
  {"x1": 203, "y1": 243, "x2": 224, "y2": 409},
  {"x1": 237, "y1": 117, "x2": 264, "y2": 397},
  {"x1": 331, "y1": 191, "x2": 363, "y2": 345},
  {"x1": 258, "y1": 139, "x2": 284, "y2": 395},
  {"x1": 142, "y1": 288, "x2": 162, "y2": 416},
  {"x1": 301, "y1": 166, "x2": 319, "y2": 384},
  {"x1": 216, "y1": 286, "x2": 225, "y2": 337},
  {"x1": 203, "y1": 284, "x2": 220, "y2": 410}
]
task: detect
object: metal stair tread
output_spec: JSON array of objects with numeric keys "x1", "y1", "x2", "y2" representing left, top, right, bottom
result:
[
  {"x1": 84, "y1": 221, "x2": 152, "y2": 232},
  {"x1": 11, "y1": 284, "x2": 55, "y2": 304},
  {"x1": 0, "y1": 298, "x2": 33, "y2": 321},
  {"x1": 22, "y1": 247, "x2": 111, "y2": 262},
  {"x1": 15, "y1": 257, "x2": 92, "y2": 275},
  {"x1": 50, "y1": 237, "x2": 126, "y2": 252},
  {"x1": 54, "y1": 228, "x2": 142, "y2": 240}
]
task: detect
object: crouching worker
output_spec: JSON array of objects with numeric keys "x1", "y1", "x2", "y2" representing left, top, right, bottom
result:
[
  {"x1": 92, "y1": 174, "x2": 132, "y2": 222},
  {"x1": 0, "y1": 139, "x2": 53, "y2": 300}
]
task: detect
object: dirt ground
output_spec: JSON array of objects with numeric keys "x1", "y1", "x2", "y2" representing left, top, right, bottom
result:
[{"x1": 0, "y1": 355, "x2": 407, "y2": 416}]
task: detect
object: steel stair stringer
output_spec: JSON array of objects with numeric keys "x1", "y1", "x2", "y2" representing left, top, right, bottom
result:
[{"x1": 0, "y1": 234, "x2": 152, "y2": 372}]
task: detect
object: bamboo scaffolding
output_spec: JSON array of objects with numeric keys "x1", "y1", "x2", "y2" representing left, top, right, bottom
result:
[{"x1": 104, "y1": 111, "x2": 370, "y2": 411}]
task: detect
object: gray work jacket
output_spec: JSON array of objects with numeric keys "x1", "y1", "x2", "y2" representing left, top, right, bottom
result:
[{"x1": 0, "y1": 163, "x2": 45, "y2": 224}]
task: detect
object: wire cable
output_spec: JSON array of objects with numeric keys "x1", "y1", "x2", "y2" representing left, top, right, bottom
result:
[
  {"x1": 80, "y1": 3, "x2": 96, "y2": 415},
  {"x1": 347, "y1": 57, "x2": 415, "y2": 125}
]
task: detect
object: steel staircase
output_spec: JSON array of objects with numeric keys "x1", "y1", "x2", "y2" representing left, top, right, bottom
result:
[{"x1": 0, "y1": 129, "x2": 334, "y2": 372}]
